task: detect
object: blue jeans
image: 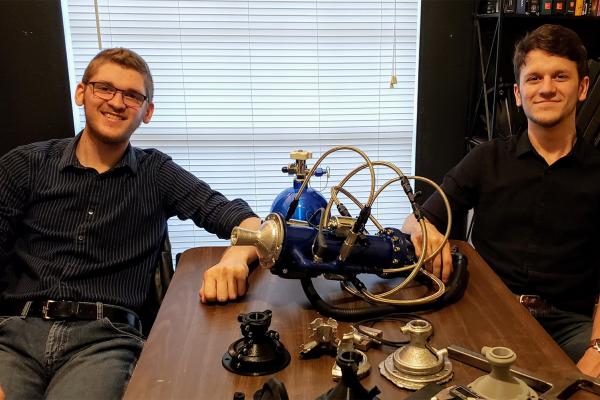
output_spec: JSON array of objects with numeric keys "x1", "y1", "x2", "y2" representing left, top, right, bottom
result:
[
  {"x1": 0, "y1": 316, "x2": 144, "y2": 400},
  {"x1": 535, "y1": 307, "x2": 592, "y2": 362}
]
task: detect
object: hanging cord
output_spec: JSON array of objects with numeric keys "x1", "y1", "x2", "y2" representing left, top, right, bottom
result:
[
  {"x1": 390, "y1": 0, "x2": 398, "y2": 88},
  {"x1": 93, "y1": 0, "x2": 102, "y2": 49}
]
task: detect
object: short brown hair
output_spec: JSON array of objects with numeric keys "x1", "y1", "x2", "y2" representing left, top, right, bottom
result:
[
  {"x1": 82, "y1": 48, "x2": 154, "y2": 101},
  {"x1": 513, "y1": 24, "x2": 588, "y2": 84}
]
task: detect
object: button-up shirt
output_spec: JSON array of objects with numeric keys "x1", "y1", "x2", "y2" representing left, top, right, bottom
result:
[
  {"x1": 0, "y1": 135, "x2": 257, "y2": 310},
  {"x1": 423, "y1": 133, "x2": 600, "y2": 314}
]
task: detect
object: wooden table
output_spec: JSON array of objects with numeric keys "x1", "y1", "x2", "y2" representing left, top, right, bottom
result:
[{"x1": 124, "y1": 241, "x2": 589, "y2": 399}]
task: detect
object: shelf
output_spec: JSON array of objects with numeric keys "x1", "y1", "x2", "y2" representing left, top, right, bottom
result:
[{"x1": 477, "y1": 12, "x2": 600, "y2": 20}]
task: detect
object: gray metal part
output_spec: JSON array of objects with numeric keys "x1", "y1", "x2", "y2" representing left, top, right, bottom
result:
[{"x1": 447, "y1": 344, "x2": 600, "y2": 400}]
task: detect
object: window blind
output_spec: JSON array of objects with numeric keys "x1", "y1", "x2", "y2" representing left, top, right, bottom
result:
[{"x1": 62, "y1": 0, "x2": 421, "y2": 258}]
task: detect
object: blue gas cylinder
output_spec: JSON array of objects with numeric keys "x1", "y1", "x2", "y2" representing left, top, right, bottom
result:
[
  {"x1": 270, "y1": 150, "x2": 327, "y2": 223},
  {"x1": 271, "y1": 179, "x2": 327, "y2": 222}
]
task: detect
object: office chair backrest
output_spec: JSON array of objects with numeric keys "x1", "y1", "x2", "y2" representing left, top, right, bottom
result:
[{"x1": 139, "y1": 230, "x2": 175, "y2": 336}]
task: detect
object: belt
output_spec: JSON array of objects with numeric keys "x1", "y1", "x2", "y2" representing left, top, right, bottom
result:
[
  {"x1": 516, "y1": 294, "x2": 556, "y2": 318},
  {"x1": 0, "y1": 300, "x2": 141, "y2": 331}
]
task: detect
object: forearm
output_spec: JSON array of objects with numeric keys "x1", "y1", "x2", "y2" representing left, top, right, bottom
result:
[
  {"x1": 591, "y1": 305, "x2": 600, "y2": 343},
  {"x1": 576, "y1": 297, "x2": 600, "y2": 376},
  {"x1": 199, "y1": 217, "x2": 261, "y2": 303},
  {"x1": 220, "y1": 217, "x2": 261, "y2": 265}
]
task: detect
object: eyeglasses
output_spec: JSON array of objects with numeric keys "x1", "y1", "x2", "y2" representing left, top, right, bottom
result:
[{"x1": 86, "y1": 81, "x2": 148, "y2": 108}]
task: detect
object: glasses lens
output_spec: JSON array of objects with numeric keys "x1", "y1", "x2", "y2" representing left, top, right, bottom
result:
[
  {"x1": 123, "y1": 92, "x2": 146, "y2": 107},
  {"x1": 92, "y1": 82, "x2": 116, "y2": 100}
]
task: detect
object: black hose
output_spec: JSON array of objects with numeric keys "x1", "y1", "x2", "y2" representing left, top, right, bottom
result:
[
  {"x1": 300, "y1": 278, "x2": 397, "y2": 321},
  {"x1": 300, "y1": 252, "x2": 469, "y2": 321}
]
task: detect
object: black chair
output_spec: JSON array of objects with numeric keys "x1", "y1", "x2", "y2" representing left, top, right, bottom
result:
[{"x1": 139, "y1": 231, "x2": 175, "y2": 336}]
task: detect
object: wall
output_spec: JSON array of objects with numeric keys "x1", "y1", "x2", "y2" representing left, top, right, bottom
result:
[
  {"x1": 415, "y1": 0, "x2": 477, "y2": 200},
  {"x1": 0, "y1": 0, "x2": 74, "y2": 156}
]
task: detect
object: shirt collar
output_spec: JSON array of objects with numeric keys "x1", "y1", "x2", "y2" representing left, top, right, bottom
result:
[
  {"x1": 516, "y1": 131, "x2": 585, "y2": 163},
  {"x1": 515, "y1": 131, "x2": 533, "y2": 158},
  {"x1": 59, "y1": 131, "x2": 139, "y2": 175}
]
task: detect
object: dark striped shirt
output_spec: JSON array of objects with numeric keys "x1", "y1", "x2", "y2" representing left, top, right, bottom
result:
[{"x1": 0, "y1": 135, "x2": 257, "y2": 310}]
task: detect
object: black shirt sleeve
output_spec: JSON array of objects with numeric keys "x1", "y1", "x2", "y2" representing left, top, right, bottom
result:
[{"x1": 422, "y1": 143, "x2": 486, "y2": 235}]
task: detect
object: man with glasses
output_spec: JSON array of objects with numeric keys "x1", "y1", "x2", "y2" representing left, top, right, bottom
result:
[{"x1": 0, "y1": 48, "x2": 260, "y2": 399}]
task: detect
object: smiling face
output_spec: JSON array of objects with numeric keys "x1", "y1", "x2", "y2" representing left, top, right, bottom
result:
[
  {"x1": 513, "y1": 49, "x2": 588, "y2": 130},
  {"x1": 75, "y1": 62, "x2": 154, "y2": 145}
]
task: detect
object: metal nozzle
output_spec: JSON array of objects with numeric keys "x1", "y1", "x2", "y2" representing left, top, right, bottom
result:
[
  {"x1": 230, "y1": 213, "x2": 285, "y2": 268},
  {"x1": 231, "y1": 227, "x2": 260, "y2": 247},
  {"x1": 338, "y1": 230, "x2": 359, "y2": 262}
]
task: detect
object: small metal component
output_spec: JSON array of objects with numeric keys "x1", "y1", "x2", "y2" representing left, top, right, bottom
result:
[
  {"x1": 318, "y1": 350, "x2": 381, "y2": 400},
  {"x1": 447, "y1": 345, "x2": 551, "y2": 394},
  {"x1": 327, "y1": 216, "x2": 356, "y2": 237},
  {"x1": 332, "y1": 348, "x2": 370, "y2": 381},
  {"x1": 230, "y1": 213, "x2": 284, "y2": 268},
  {"x1": 331, "y1": 332, "x2": 372, "y2": 380},
  {"x1": 344, "y1": 326, "x2": 383, "y2": 352},
  {"x1": 287, "y1": 219, "x2": 310, "y2": 227},
  {"x1": 290, "y1": 149, "x2": 312, "y2": 161},
  {"x1": 379, "y1": 320, "x2": 453, "y2": 390},
  {"x1": 323, "y1": 273, "x2": 346, "y2": 281},
  {"x1": 468, "y1": 346, "x2": 538, "y2": 400},
  {"x1": 450, "y1": 385, "x2": 484, "y2": 400},
  {"x1": 222, "y1": 310, "x2": 291, "y2": 376},
  {"x1": 433, "y1": 385, "x2": 483, "y2": 400},
  {"x1": 299, "y1": 318, "x2": 339, "y2": 359},
  {"x1": 338, "y1": 230, "x2": 359, "y2": 262},
  {"x1": 447, "y1": 344, "x2": 600, "y2": 400}
]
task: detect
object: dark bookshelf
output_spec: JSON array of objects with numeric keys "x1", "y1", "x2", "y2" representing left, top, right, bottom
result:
[{"x1": 477, "y1": 12, "x2": 600, "y2": 19}]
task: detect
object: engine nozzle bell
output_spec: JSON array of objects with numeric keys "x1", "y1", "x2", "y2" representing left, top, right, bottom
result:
[{"x1": 231, "y1": 213, "x2": 285, "y2": 268}]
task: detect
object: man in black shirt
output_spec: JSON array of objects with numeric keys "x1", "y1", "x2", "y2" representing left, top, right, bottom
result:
[
  {"x1": 0, "y1": 48, "x2": 261, "y2": 398},
  {"x1": 403, "y1": 24, "x2": 600, "y2": 376}
]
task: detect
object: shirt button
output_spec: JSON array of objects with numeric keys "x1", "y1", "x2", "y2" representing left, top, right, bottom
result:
[
  {"x1": 77, "y1": 235, "x2": 84, "y2": 241},
  {"x1": 88, "y1": 209, "x2": 95, "y2": 215}
]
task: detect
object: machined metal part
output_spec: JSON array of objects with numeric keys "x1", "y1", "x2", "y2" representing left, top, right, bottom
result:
[
  {"x1": 332, "y1": 348, "x2": 370, "y2": 381},
  {"x1": 287, "y1": 219, "x2": 310, "y2": 227},
  {"x1": 447, "y1": 344, "x2": 600, "y2": 400},
  {"x1": 344, "y1": 326, "x2": 383, "y2": 352},
  {"x1": 327, "y1": 216, "x2": 356, "y2": 237},
  {"x1": 230, "y1": 213, "x2": 284, "y2": 268},
  {"x1": 379, "y1": 320, "x2": 453, "y2": 390},
  {"x1": 447, "y1": 345, "x2": 550, "y2": 394},
  {"x1": 330, "y1": 331, "x2": 372, "y2": 380},
  {"x1": 222, "y1": 310, "x2": 291, "y2": 376},
  {"x1": 468, "y1": 346, "x2": 538, "y2": 400},
  {"x1": 318, "y1": 350, "x2": 381, "y2": 400},
  {"x1": 433, "y1": 385, "x2": 485, "y2": 400},
  {"x1": 299, "y1": 318, "x2": 339, "y2": 359}
]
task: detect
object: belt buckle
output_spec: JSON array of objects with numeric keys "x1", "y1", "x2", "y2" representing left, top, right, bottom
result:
[
  {"x1": 518, "y1": 294, "x2": 540, "y2": 305},
  {"x1": 42, "y1": 300, "x2": 57, "y2": 319}
]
